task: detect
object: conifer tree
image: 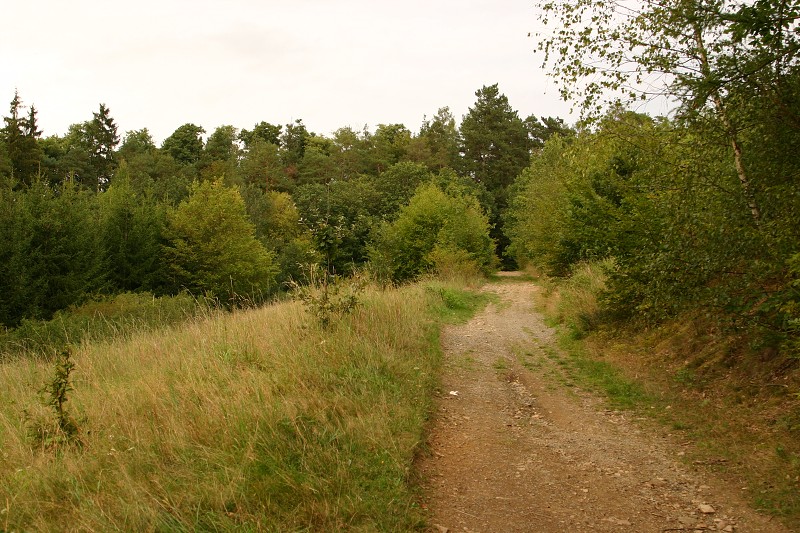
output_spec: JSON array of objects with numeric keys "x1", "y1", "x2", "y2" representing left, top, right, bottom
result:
[{"x1": 1, "y1": 91, "x2": 42, "y2": 186}]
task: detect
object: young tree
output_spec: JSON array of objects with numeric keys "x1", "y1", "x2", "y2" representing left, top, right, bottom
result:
[
  {"x1": 163, "y1": 179, "x2": 277, "y2": 303},
  {"x1": 416, "y1": 107, "x2": 460, "y2": 171},
  {"x1": 297, "y1": 136, "x2": 336, "y2": 186},
  {"x1": 0, "y1": 180, "x2": 104, "y2": 325},
  {"x1": 536, "y1": 0, "x2": 800, "y2": 226},
  {"x1": 280, "y1": 119, "x2": 310, "y2": 169},
  {"x1": 369, "y1": 123, "x2": 411, "y2": 173},
  {"x1": 460, "y1": 84, "x2": 531, "y2": 264},
  {"x1": 117, "y1": 129, "x2": 186, "y2": 201},
  {"x1": 293, "y1": 178, "x2": 382, "y2": 275},
  {"x1": 118, "y1": 128, "x2": 156, "y2": 159},
  {"x1": 371, "y1": 161, "x2": 432, "y2": 217},
  {"x1": 99, "y1": 173, "x2": 167, "y2": 292},
  {"x1": 238, "y1": 139, "x2": 285, "y2": 190},
  {"x1": 525, "y1": 115, "x2": 574, "y2": 151},
  {"x1": 239, "y1": 185, "x2": 317, "y2": 286},
  {"x1": 200, "y1": 125, "x2": 239, "y2": 182},
  {"x1": 239, "y1": 121, "x2": 282, "y2": 148}
]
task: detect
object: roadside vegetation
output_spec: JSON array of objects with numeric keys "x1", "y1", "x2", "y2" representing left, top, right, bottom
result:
[
  {"x1": 530, "y1": 263, "x2": 800, "y2": 529},
  {"x1": 0, "y1": 275, "x2": 487, "y2": 531}
]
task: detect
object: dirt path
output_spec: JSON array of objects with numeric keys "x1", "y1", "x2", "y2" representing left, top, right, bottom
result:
[{"x1": 417, "y1": 273, "x2": 789, "y2": 533}]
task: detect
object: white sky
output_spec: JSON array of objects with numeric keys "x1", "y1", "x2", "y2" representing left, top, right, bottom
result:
[{"x1": 1, "y1": 0, "x2": 573, "y2": 144}]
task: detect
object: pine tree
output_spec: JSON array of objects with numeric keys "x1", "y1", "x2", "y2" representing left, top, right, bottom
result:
[
  {"x1": 87, "y1": 103, "x2": 119, "y2": 190},
  {"x1": 1, "y1": 91, "x2": 42, "y2": 186}
]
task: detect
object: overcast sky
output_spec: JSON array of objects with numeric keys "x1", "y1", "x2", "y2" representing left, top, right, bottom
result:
[{"x1": 2, "y1": 0, "x2": 573, "y2": 144}]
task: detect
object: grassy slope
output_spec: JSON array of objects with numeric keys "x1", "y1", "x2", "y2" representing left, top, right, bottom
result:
[
  {"x1": 531, "y1": 265, "x2": 800, "y2": 530},
  {"x1": 0, "y1": 281, "x2": 484, "y2": 532}
]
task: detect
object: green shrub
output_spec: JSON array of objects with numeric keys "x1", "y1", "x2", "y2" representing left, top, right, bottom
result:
[
  {"x1": 163, "y1": 179, "x2": 278, "y2": 304},
  {"x1": 369, "y1": 183, "x2": 497, "y2": 282}
]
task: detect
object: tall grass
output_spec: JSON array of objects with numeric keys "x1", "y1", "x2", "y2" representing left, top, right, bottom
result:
[
  {"x1": 0, "y1": 292, "x2": 208, "y2": 360},
  {"x1": 540, "y1": 260, "x2": 611, "y2": 338},
  {"x1": 0, "y1": 282, "x2": 460, "y2": 531}
]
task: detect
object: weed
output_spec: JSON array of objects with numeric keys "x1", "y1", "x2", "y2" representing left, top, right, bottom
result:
[
  {"x1": 492, "y1": 359, "x2": 508, "y2": 371},
  {"x1": 674, "y1": 367, "x2": 696, "y2": 386},
  {"x1": 25, "y1": 349, "x2": 82, "y2": 449},
  {"x1": 292, "y1": 264, "x2": 364, "y2": 329}
]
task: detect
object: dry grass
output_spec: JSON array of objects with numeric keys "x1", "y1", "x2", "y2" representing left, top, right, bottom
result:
[
  {"x1": 0, "y1": 282, "x2": 455, "y2": 531},
  {"x1": 531, "y1": 261, "x2": 609, "y2": 338}
]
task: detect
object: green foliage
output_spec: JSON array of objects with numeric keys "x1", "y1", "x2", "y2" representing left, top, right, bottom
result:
[
  {"x1": 239, "y1": 121, "x2": 282, "y2": 148},
  {"x1": 297, "y1": 136, "x2": 336, "y2": 186},
  {"x1": 237, "y1": 138, "x2": 287, "y2": 191},
  {"x1": 163, "y1": 179, "x2": 278, "y2": 304},
  {"x1": 280, "y1": 119, "x2": 310, "y2": 168},
  {"x1": 459, "y1": 84, "x2": 531, "y2": 264},
  {"x1": 240, "y1": 185, "x2": 319, "y2": 287},
  {"x1": 161, "y1": 123, "x2": 205, "y2": 166},
  {"x1": 86, "y1": 103, "x2": 119, "y2": 190},
  {"x1": 370, "y1": 183, "x2": 497, "y2": 282},
  {"x1": 372, "y1": 161, "x2": 433, "y2": 216},
  {"x1": 99, "y1": 175, "x2": 167, "y2": 292},
  {"x1": 781, "y1": 253, "x2": 800, "y2": 356},
  {"x1": 1, "y1": 90, "x2": 42, "y2": 186},
  {"x1": 504, "y1": 134, "x2": 573, "y2": 273},
  {"x1": 294, "y1": 179, "x2": 381, "y2": 275},
  {"x1": 200, "y1": 125, "x2": 239, "y2": 183},
  {"x1": 459, "y1": 84, "x2": 531, "y2": 204},
  {"x1": 415, "y1": 107, "x2": 461, "y2": 170},
  {"x1": 506, "y1": 100, "x2": 800, "y2": 353},
  {"x1": 369, "y1": 123, "x2": 411, "y2": 173},
  {"x1": 525, "y1": 115, "x2": 575, "y2": 150},
  {"x1": 0, "y1": 180, "x2": 104, "y2": 326},
  {"x1": 116, "y1": 136, "x2": 187, "y2": 202}
]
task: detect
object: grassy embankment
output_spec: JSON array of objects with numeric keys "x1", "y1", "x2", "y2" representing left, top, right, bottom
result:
[
  {"x1": 528, "y1": 262, "x2": 800, "y2": 530},
  {"x1": 0, "y1": 278, "x2": 485, "y2": 531}
]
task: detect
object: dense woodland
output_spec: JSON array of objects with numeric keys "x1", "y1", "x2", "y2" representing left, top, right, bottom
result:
[
  {"x1": 2, "y1": 0, "x2": 800, "y2": 362},
  {"x1": 0, "y1": 84, "x2": 551, "y2": 330}
]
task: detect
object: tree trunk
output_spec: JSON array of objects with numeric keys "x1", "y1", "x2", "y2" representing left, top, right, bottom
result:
[{"x1": 693, "y1": 25, "x2": 762, "y2": 225}]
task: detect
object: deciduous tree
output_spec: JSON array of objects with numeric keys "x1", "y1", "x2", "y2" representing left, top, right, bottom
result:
[{"x1": 163, "y1": 179, "x2": 277, "y2": 303}]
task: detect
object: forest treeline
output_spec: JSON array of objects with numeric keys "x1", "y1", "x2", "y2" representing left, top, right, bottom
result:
[
  {"x1": 3, "y1": 0, "x2": 800, "y2": 360},
  {"x1": 0, "y1": 85, "x2": 567, "y2": 330}
]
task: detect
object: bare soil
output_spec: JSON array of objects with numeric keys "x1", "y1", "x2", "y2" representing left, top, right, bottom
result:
[{"x1": 417, "y1": 273, "x2": 789, "y2": 532}]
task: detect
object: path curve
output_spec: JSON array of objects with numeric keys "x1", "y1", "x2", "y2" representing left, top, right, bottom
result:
[{"x1": 417, "y1": 273, "x2": 788, "y2": 532}]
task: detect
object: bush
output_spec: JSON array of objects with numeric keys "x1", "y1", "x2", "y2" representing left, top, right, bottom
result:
[{"x1": 369, "y1": 183, "x2": 497, "y2": 283}]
